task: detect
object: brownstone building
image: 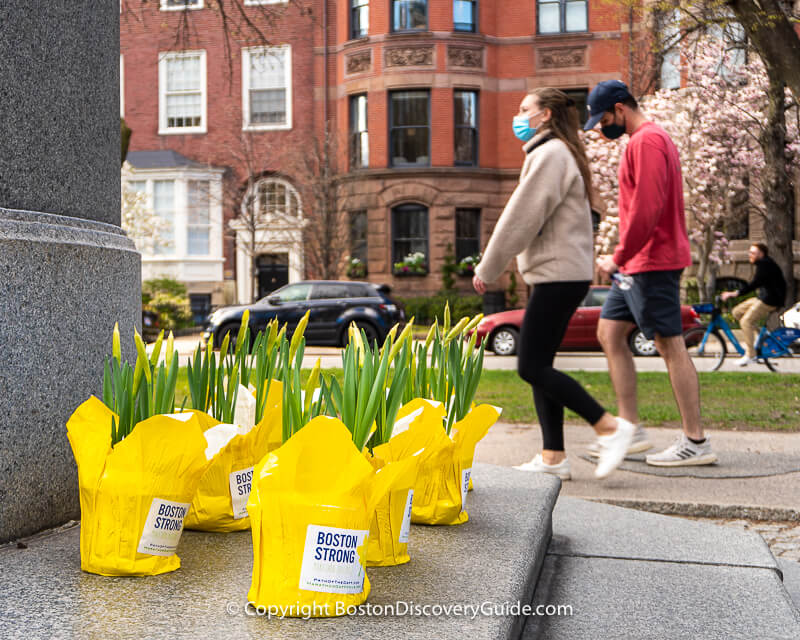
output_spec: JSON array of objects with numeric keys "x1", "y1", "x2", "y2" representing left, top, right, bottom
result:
[{"x1": 120, "y1": 0, "x2": 641, "y2": 312}]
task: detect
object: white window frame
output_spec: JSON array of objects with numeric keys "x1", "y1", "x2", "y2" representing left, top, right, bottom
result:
[
  {"x1": 160, "y1": 0, "x2": 204, "y2": 11},
  {"x1": 120, "y1": 54, "x2": 125, "y2": 117},
  {"x1": 122, "y1": 166, "x2": 225, "y2": 269},
  {"x1": 244, "y1": 0, "x2": 287, "y2": 5},
  {"x1": 158, "y1": 50, "x2": 208, "y2": 135},
  {"x1": 187, "y1": 179, "x2": 213, "y2": 256},
  {"x1": 241, "y1": 45, "x2": 293, "y2": 131}
]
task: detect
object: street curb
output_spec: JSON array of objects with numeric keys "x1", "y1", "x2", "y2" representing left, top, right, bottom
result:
[{"x1": 589, "y1": 498, "x2": 800, "y2": 522}]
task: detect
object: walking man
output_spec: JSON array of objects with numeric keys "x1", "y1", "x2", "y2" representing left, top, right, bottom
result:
[
  {"x1": 585, "y1": 80, "x2": 717, "y2": 467},
  {"x1": 721, "y1": 243, "x2": 787, "y2": 366}
]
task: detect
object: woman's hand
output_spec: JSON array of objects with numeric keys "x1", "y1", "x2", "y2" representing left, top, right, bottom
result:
[{"x1": 473, "y1": 274, "x2": 487, "y2": 295}]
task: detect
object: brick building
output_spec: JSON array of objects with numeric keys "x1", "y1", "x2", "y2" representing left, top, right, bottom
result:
[{"x1": 120, "y1": 0, "x2": 641, "y2": 312}]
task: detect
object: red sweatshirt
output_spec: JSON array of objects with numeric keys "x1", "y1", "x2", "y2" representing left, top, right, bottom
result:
[{"x1": 613, "y1": 122, "x2": 692, "y2": 274}]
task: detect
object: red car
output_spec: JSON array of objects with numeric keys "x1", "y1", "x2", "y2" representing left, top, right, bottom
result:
[{"x1": 473, "y1": 285, "x2": 703, "y2": 356}]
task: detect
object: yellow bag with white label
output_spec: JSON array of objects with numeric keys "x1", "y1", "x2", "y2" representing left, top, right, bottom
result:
[
  {"x1": 247, "y1": 415, "x2": 416, "y2": 617},
  {"x1": 184, "y1": 381, "x2": 283, "y2": 532},
  {"x1": 410, "y1": 402, "x2": 502, "y2": 526},
  {"x1": 365, "y1": 399, "x2": 448, "y2": 566},
  {"x1": 66, "y1": 396, "x2": 212, "y2": 576}
]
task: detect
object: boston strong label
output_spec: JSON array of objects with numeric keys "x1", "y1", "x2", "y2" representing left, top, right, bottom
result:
[
  {"x1": 298, "y1": 524, "x2": 368, "y2": 594},
  {"x1": 137, "y1": 498, "x2": 191, "y2": 556}
]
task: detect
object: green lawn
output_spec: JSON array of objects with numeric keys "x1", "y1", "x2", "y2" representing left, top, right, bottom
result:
[
  {"x1": 175, "y1": 368, "x2": 800, "y2": 432},
  {"x1": 476, "y1": 370, "x2": 800, "y2": 431}
]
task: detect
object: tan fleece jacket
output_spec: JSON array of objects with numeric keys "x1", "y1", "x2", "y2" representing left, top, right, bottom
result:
[{"x1": 474, "y1": 133, "x2": 595, "y2": 286}]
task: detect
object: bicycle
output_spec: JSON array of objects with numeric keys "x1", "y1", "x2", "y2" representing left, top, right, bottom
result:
[{"x1": 683, "y1": 297, "x2": 800, "y2": 372}]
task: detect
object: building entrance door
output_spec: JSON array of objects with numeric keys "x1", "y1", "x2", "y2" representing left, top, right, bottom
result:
[{"x1": 257, "y1": 253, "x2": 289, "y2": 299}]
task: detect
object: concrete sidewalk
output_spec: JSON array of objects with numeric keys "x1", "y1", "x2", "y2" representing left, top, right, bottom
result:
[
  {"x1": 474, "y1": 422, "x2": 800, "y2": 519},
  {"x1": 165, "y1": 334, "x2": 800, "y2": 373}
]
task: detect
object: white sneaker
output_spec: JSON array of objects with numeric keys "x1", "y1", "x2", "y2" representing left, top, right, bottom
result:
[
  {"x1": 514, "y1": 454, "x2": 571, "y2": 480},
  {"x1": 735, "y1": 355, "x2": 755, "y2": 367},
  {"x1": 594, "y1": 418, "x2": 636, "y2": 478},
  {"x1": 646, "y1": 434, "x2": 718, "y2": 467},
  {"x1": 587, "y1": 424, "x2": 652, "y2": 457}
]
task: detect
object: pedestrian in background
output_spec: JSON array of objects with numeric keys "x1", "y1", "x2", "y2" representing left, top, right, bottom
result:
[
  {"x1": 586, "y1": 79, "x2": 716, "y2": 467},
  {"x1": 473, "y1": 87, "x2": 635, "y2": 480},
  {"x1": 721, "y1": 242, "x2": 787, "y2": 366}
]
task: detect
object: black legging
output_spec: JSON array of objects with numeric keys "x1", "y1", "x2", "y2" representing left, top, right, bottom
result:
[{"x1": 517, "y1": 281, "x2": 606, "y2": 451}]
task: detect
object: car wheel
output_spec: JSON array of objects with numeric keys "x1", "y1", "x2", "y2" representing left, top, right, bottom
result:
[
  {"x1": 344, "y1": 321, "x2": 379, "y2": 347},
  {"x1": 628, "y1": 329, "x2": 658, "y2": 357},
  {"x1": 216, "y1": 323, "x2": 240, "y2": 349},
  {"x1": 491, "y1": 327, "x2": 519, "y2": 356}
]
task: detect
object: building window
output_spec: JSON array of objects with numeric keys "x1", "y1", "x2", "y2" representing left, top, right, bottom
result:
[
  {"x1": 153, "y1": 180, "x2": 176, "y2": 255},
  {"x1": 189, "y1": 294, "x2": 212, "y2": 325},
  {"x1": 392, "y1": 204, "x2": 429, "y2": 265},
  {"x1": 242, "y1": 46, "x2": 292, "y2": 130},
  {"x1": 537, "y1": 0, "x2": 587, "y2": 34},
  {"x1": 455, "y1": 208, "x2": 480, "y2": 262},
  {"x1": 159, "y1": 51, "x2": 207, "y2": 134},
  {"x1": 659, "y1": 9, "x2": 681, "y2": 89},
  {"x1": 390, "y1": 90, "x2": 430, "y2": 167},
  {"x1": 349, "y1": 210, "x2": 368, "y2": 264},
  {"x1": 349, "y1": 94, "x2": 369, "y2": 169},
  {"x1": 453, "y1": 0, "x2": 476, "y2": 32},
  {"x1": 563, "y1": 88, "x2": 588, "y2": 127},
  {"x1": 247, "y1": 178, "x2": 301, "y2": 220},
  {"x1": 454, "y1": 90, "x2": 478, "y2": 166},
  {"x1": 161, "y1": 0, "x2": 203, "y2": 10},
  {"x1": 187, "y1": 180, "x2": 211, "y2": 255},
  {"x1": 351, "y1": 0, "x2": 369, "y2": 38},
  {"x1": 392, "y1": 0, "x2": 427, "y2": 32}
]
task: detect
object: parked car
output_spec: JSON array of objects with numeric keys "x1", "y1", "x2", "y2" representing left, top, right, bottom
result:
[
  {"x1": 782, "y1": 301, "x2": 800, "y2": 330},
  {"x1": 202, "y1": 280, "x2": 405, "y2": 348},
  {"x1": 142, "y1": 308, "x2": 160, "y2": 342},
  {"x1": 472, "y1": 285, "x2": 703, "y2": 356}
]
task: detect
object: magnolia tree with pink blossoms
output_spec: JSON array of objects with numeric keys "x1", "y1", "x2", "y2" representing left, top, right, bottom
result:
[{"x1": 585, "y1": 34, "x2": 799, "y2": 301}]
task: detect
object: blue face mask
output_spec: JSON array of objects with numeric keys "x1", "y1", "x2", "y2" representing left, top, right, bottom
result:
[{"x1": 513, "y1": 111, "x2": 543, "y2": 142}]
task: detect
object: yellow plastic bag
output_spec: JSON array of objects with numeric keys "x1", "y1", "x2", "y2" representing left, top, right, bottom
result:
[
  {"x1": 247, "y1": 416, "x2": 413, "y2": 617},
  {"x1": 365, "y1": 400, "x2": 447, "y2": 566},
  {"x1": 184, "y1": 381, "x2": 283, "y2": 532},
  {"x1": 411, "y1": 403, "x2": 501, "y2": 526},
  {"x1": 66, "y1": 397, "x2": 212, "y2": 576}
]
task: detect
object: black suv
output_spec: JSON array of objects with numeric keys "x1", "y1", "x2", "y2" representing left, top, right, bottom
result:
[{"x1": 202, "y1": 281, "x2": 405, "y2": 347}]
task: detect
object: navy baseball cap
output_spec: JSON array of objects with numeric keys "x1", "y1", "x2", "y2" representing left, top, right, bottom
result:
[{"x1": 583, "y1": 80, "x2": 633, "y2": 130}]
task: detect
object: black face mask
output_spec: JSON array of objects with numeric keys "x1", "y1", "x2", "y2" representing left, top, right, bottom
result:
[{"x1": 601, "y1": 112, "x2": 626, "y2": 140}]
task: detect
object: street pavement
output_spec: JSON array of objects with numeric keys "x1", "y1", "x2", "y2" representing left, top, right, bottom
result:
[{"x1": 165, "y1": 334, "x2": 800, "y2": 373}]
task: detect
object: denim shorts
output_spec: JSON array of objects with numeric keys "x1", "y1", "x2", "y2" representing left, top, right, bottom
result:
[{"x1": 600, "y1": 269, "x2": 684, "y2": 339}]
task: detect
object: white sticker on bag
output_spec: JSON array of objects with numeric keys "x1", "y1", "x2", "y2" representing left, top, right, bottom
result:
[
  {"x1": 299, "y1": 525, "x2": 368, "y2": 594},
  {"x1": 229, "y1": 466, "x2": 255, "y2": 519},
  {"x1": 398, "y1": 489, "x2": 414, "y2": 543},
  {"x1": 137, "y1": 498, "x2": 190, "y2": 556},
  {"x1": 460, "y1": 468, "x2": 472, "y2": 513}
]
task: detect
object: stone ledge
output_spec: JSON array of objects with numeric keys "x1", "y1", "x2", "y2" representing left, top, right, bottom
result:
[{"x1": 0, "y1": 464, "x2": 560, "y2": 639}]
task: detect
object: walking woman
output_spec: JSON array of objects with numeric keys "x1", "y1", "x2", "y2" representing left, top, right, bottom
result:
[{"x1": 473, "y1": 88, "x2": 633, "y2": 479}]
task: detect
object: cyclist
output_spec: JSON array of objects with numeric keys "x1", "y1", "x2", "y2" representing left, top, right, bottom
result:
[{"x1": 721, "y1": 243, "x2": 787, "y2": 366}]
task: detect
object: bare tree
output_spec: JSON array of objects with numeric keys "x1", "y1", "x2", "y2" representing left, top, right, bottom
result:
[
  {"x1": 615, "y1": 0, "x2": 799, "y2": 304},
  {"x1": 286, "y1": 129, "x2": 355, "y2": 281},
  {"x1": 221, "y1": 130, "x2": 305, "y2": 303},
  {"x1": 121, "y1": 0, "x2": 314, "y2": 91}
]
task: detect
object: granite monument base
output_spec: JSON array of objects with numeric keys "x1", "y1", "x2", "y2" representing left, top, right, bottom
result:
[{"x1": 0, "y1": 208, "x2": 140, "y2": 542}]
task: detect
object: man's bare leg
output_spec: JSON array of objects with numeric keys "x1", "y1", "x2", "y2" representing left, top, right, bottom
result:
[
  {"x1": 597, "y1": 318, "x2": 638, "y2": 424},
  {"x1": 654, "y1": 334, "x2": 703, "y2": 440}
]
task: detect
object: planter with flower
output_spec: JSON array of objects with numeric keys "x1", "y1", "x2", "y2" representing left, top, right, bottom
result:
[
  {"x1": 346, "y1": 257, "x2": 367, "y2": 279},
  {"x1": 393, "y1": 252, "x2": 427, "y2": 276},
  {"x1": 457, "y1": 254, "x2": 481, "y2": 277}
]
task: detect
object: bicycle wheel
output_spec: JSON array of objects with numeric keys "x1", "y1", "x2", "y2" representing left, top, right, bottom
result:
[
  {"x1": 684, "y1": 327, "x2": 726, "y2": 372},
  {"x1": 758, "y1": 334, "x2": 792, "y2": 373}
]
